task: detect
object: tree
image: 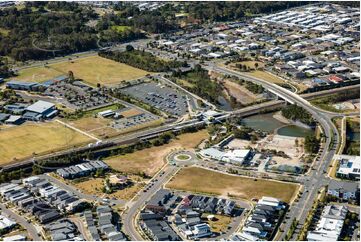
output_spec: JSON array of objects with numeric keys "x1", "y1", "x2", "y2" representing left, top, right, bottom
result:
[
  {"x1": 126, "y1": 45, "x2": 134, "y2": 52},
  {"x1": 304, "y1": 134, "x2": 320, "y2": 154},
  {"x1": 255, "y1": 62, "x2": 259, "y2": 70},
  {"x1": 68, "y1": 71, "x2": 75, "y2": 83}
]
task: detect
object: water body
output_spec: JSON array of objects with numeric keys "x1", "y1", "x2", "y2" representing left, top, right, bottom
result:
[
  {"x1": 240, "y1": 112, "x2": 285, "y2": 133},
  {"x1": 347, "y1": 131, "x2": 360, "y2": 142},
  {"x1": 277, "y1": 125, "x2": 313, "y2": 137},
  {"x1": 241, "y1": 112, "x2": 313, "y2": 137},
  {"x1": 217, "y1": 96, "x2": 232, "y2": 111}
]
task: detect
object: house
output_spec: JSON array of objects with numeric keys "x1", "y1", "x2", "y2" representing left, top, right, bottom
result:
[
  {"x1": 3, "y1": 235, "x2": 27, "y2": 241},
  {"x1": 0, "y1": 215, "x2": 17, "y2": 231},
  {"x1": 141, "y1": 216, "x2": 180, "y2": 241},
  {"x1": 24, "y1": 100, "x2": 58, "y2": 121},
  {"x1": 327, "y1": 180, "x2": 359, "y2": 201},
  {"x1": 307, "y1": 205, "x2": 347, "y2": 241},
  {"x1": 192, "y1": 223, "x2": 212, "y2": 239},
  {"x1": 328, "y1": 75, "x2": 344, "y2": 83}
]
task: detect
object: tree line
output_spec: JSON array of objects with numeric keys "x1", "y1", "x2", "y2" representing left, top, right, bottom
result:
[
  {"x1": 172, "y1": 64, "x2": 221, "y2": 104},
  {"x1": 98, "y1": 47, "x2": 187, "y2": 72},
  {"x1": 281, "y1": 104, "x2": 316, "y2": 126}
]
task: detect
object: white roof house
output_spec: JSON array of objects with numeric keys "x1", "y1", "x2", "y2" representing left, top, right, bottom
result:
[
  {"x1": 0, "y1": 215, "x2": 16, "y2": 230},
  {"x1": 3, "y1": 235, "x2": 26, "y2": 241},
  {"x1": 258, "y1": 197, "x2": 281, "y2": 207},
  {"x1": 307, "y1": 205, "x2": 347, "y2": 241}
]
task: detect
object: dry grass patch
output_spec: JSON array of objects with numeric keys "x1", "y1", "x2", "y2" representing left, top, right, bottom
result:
[
  {"x1": 166, "y1": 167, "x2": 299, "y2": 203},
  {"x1": 202, "y1": 213, "x2": 232, "y2": 233},
  {"x1": 73, "y1": 176, "x2": 145, "y2": 201},
  {"x1": 12, "y1": 56, "x2": 151, "y2": 86},
  {"x1": 119, "y1": 108, "x2": 143, "y2": 118},
  {"x1": 0, "y1": 121, "x2": 92, "y2": 165},
  {"x1": 105, "y1": 130, "x2": 209, "y2": 176}
]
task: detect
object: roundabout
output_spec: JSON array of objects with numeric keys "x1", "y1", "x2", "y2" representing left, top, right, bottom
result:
[{"x1": 167, "y1": 150, "x2": 198, "y2": 166}]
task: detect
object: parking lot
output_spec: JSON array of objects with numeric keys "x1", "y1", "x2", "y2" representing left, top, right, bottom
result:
[
  {"x1": 120, "y1": 82, "x2": 188, "y2": 116},
  {"x1": 112, "y1": 111, "x2": 159, "y2": 130},
  {"x1": 44, "y1": 81, "x2": 113, "y2": 110}
]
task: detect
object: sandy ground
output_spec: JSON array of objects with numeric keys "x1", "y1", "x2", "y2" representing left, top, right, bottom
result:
[
  {"x1": 105, "y1": 130, "x2": 209, "y2": 176},
  {"x1": 223, "y1": 79, "x2": 259, "y2": 104}
]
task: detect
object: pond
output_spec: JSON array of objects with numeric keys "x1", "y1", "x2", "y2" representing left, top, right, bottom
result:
[{"x1": 241, "y1": 112, "x2": 313, "y2": 137}]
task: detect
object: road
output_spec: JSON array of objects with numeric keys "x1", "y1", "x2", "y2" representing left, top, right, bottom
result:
[
  {"x1": 0, "y1": 204, "x2": 42, "y2": 241},
  {"x1": 122, "y1": 164, "x2": 180, "y2": 241},
  {"x1": 210, "y1": 65, "x2": 343, "y2": 240}
]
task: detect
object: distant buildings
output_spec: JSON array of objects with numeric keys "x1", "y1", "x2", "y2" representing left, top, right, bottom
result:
[
  {"x1": 307, "y1": 205, "x2": 348, "y2": 241},
  {"x1": 56, "y1": 160, "x2": 109, "y2": 179},
  {"x1": 0, "y1": 100, "x2": 58, "y2": 124}
]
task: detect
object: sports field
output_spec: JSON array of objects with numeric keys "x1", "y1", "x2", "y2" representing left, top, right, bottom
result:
[
  {"x1": 105, "y1": 130, "x2": 209, "y2": 176},
  {"x1": 0, "y1": 122, "x2": 93, "y2": 165},
  {"x1": 12, "y1": 55, "x2": 151, "y2": 85},
  {"x1": 166, "y1": 167, "x2": 299, "y2": 203}
]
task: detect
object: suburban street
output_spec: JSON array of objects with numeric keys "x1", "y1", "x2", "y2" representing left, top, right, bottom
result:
[{"x1": 0, "y1": 204, "x2": 42, "y2": 241}]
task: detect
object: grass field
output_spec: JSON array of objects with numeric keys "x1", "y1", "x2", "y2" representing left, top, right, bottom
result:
[
  {"x1": 0, "y1": 121, "x2": 93, "y2": 165},
  {"x1": 12, "y1": 56, "x2": 151, "y2": 86},
  {"x1": 105, "y1": 130, "x2": 209, "y2": 176},
  {"x1": 166, "y1": 167, "x2": 299, "y2": 203}
]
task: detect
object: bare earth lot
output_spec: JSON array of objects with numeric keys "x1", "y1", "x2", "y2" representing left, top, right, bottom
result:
[
  {"x1": 0, "y1": 121, "x2": 93, "y2": 165},
  {"x1": 223, "y1": 79, "x2": 259, "y2": 104},
  {"x1": 105, "y1": 130, "x2": 209, "y2": 176},
  {"x1": 12, "y1": 56, "x2": 150, "y2": 86},
  {"x1": 166, "y1": 166, "x2": 299, "y2": 203}
]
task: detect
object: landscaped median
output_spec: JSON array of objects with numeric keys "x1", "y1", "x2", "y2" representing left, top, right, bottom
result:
[{"x1": 165, "y1": 166, "x2": 300, "y2": 203}]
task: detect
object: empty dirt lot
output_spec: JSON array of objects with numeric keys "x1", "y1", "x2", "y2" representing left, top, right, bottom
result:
[
  {"x1": 166, "y1": 166, "x2": 299, "y2": 203},
  {"x1": 105, "y1": 130, "x2": 209, "y2": 176}
]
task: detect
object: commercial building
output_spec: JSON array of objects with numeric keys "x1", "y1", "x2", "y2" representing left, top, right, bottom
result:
[
  {"x1": 199, "y1": 147, "x2": 251, "y2": 165},
  {"x1": 335, "y1": 155, "x2": 360, "y2": 180},
  {"x1": 23, "y1": 100, "x2": 58, "y2": 121}
]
